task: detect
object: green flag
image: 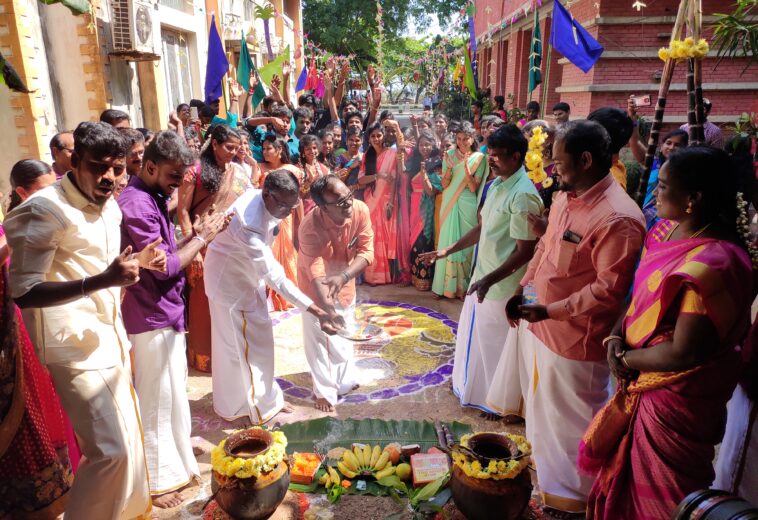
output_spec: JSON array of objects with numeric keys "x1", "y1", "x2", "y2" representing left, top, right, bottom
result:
[
  {"x1": 258, "y1": 46, "x2": 290, "y2": 90},
  {"x1": 237, "y1": 36, "x2": 266, "y2": 109},
  {"x1": 463, "y1": 48, "x2": 476, "y2": 100},
  {"x1": 528, "y1": 10, "x2": 542, "y2": 93}
]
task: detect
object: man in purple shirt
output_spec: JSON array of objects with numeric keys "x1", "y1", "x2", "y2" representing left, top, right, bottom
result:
[{"x1": 119, "y1": 130, "x2": 228, "y2": 509}]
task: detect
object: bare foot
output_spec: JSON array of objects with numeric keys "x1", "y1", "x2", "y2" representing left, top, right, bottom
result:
[
  {"x1": 152, "y1": 491, "x2": 184, "y2": 509},
  {"x1": 503, "y1": 414, "x2": 525, "y2": 425},
  {"x1": 314, "y1": 397, "x2": 335, "y2": 413},
  {"x1": 432, "y1": 293, "x2": 443, "y2": 300},
  {"x1": 191, "y1": 437, "x2": 206, "y2": 456},
  {"x1": 281, "y1": 402, "x2": 294, "y2": 413},
  {"x1": 480, "y1": 411, "x2": 502, "y2": 421}
]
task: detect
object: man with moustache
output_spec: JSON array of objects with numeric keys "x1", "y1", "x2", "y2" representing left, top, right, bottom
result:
[
  {"x1": 5, "y1": 121, "x2": 165, "y2": 519},
  {"x1": 118, "y1": 131, "x2": 229, "y2": 508},
  {"x1": 49, "y1": 131, "x2": 74, "y2": 179},
  {"x1": 204, "y1": 170, "x2": 342, "y2": 424},
  {"x1": 421, "y1": 125, "x2": 543, "y2": 420},
  {"x1": 298, "y1": 175, "x2": 374, "y2": 412},
  {"x1": 117, "y1": 128, "x2": 145, "y2": 197},
  {"x1": 503, "y1": 120, "x2": 645, "y2": 516}
]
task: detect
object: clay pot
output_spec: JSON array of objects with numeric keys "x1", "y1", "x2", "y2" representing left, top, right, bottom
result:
[
  {"x1": 211, "y1": 429, "x2": 290, "y2": 520},
  {"x1": 450, "y1": 433, "x2": 532, "y2": 520}
]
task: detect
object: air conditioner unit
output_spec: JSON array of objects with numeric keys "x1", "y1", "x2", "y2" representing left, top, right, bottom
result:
[{"x1": 110, "y1": 0, "x2": 160, "y2": 61}]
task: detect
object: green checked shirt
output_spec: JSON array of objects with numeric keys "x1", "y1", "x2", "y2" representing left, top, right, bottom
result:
[{"x1": 470, "y1": 166, "x2": 544, "y2": 300}]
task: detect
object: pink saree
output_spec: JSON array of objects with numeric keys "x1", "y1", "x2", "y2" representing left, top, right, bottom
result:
[
  {"x1": 579, "y1": 220, "x2": 753, "y2": 520},
  {"x1": 361, "y1": 148, "x2": 400, "y2": 285}
]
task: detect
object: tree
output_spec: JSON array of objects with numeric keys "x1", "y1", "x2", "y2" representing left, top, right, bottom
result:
[
  {"x1": 302, "y1": 0, "x2": 467, "y2": 68},
  {"x1": 383, "y1": 37, "x2": 431, "y2": 104}
]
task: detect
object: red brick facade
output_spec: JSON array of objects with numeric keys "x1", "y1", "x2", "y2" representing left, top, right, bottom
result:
[{"x1": 474, "y1": 0, "x2": 757, "y2": 126}]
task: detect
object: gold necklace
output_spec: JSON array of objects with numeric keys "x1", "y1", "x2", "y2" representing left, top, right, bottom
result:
[
  {"x1": 689, "y1": 223, "x2": 711, "y2": 238},
  {"x1": 668, "y1": 222, "x2": 712, "y2": 241}
]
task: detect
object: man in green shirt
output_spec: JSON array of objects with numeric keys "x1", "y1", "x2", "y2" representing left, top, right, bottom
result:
[{"x1": 421, "y1": 125, "x2": 543, "y2": 420}]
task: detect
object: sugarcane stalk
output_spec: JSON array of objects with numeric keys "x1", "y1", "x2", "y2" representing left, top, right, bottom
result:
[
  {"x1": 634, "y1": 0, "x2": 689, "y2": 206},
  {"x1": 686, "y1": 58, "x2": 701, "y2": 145},
  {"x1": 692, "y1": 0, "x2": 706, "y2": 144}
]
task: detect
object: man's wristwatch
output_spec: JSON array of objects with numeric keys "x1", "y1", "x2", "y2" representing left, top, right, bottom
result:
[{"x1": 341, "y1": 272, "x2": 350, "y2": 284}]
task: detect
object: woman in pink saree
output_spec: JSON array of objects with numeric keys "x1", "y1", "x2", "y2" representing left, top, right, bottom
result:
[
  {"x1": 579, "y1": 147, "x2": 756, "y2": 520},
  {"x1": 358, "y1": 122, "x2": 405, "y2": 285}
]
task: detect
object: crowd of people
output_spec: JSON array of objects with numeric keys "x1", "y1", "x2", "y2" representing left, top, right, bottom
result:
[{"x1": 0, "y1": 54, "x2": 756, "y2": 520}]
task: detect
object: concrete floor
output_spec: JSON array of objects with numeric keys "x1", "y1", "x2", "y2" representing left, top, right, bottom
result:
[{"x1": 154, "y1": 285, "x2": 525, "y2": 519}]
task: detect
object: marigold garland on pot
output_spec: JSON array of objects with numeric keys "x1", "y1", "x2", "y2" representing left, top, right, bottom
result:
[
  {"x1": 211, "y1": 429, "x2": 288, "y2": 480},
  {"x1": 452, "y1": 433, "x2": 531, "y2": 480}
]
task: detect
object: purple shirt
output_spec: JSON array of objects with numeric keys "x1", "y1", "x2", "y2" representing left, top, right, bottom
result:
[{"x1": 118, "y1": 176, "x2": 185, "y2": 334}]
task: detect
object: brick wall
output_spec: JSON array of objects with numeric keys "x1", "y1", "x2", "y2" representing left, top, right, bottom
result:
[{"x1": 474, "y1": 0, "x2": 755, "y2": 126}]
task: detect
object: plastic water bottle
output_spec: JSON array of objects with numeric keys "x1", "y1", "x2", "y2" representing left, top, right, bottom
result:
[{"x1": 523, "y1": 281, "x2": 538, "y2": 305}]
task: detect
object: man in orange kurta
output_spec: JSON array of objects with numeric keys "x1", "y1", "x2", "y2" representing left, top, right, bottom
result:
[{"x1": 297, "y1": 175, "x2": 374, "y2": 412}]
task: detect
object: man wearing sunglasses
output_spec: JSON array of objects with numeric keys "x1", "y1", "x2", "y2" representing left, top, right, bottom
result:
[
  {"x1": 204, "y1": 170, "x2": 342, "y2": 425},
  {"x1": 298, "y1": 175, "x2": 374, "y2": 412}
]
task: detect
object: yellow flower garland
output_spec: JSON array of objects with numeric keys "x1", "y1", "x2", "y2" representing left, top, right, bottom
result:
[
  {"x1": 658, "y1": 37, "x2": 709, "y2": 61},
  {"x1": 526, "y1": 126, "x2": 548, "y2": 185},
  {"x1": 211, "y1": 429, "x2": 288, "y2": 480},
  {"x1": 452, "y1": 432, "x2": 531, "y2": 481}
]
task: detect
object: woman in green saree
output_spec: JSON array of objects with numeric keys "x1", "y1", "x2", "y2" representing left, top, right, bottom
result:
[{"x1": 431, "y1": 122, "x2": 489, "y2": 298}]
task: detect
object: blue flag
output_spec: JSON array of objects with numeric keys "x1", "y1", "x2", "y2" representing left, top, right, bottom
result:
[
  {"x1": 550, "y1": 0, "x2": 603, "y2": 73},
  {"x1": 204, "y1": 15, "x2": 229, "y2": 104},
  {"x1": 295, "y1": 64, "x2": 308, "y2": 92}
]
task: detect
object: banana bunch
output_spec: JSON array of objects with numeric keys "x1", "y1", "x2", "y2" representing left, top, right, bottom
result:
[
  {"x1": 338, "y1": 444, "x2": 395, "y2": 480},
  {"x1": 318, "y1": 465, "x2": 343, "y2": 488}
]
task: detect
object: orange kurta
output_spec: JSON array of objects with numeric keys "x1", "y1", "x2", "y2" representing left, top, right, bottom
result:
[{"x1": 296, "y1": 200, "x2": 374, "y2": 307}]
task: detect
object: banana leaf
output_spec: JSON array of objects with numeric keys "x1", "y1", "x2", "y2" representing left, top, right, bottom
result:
[
  {"x1": 280, "y1": 417, "x2": 472, "y2": 455},
  {"x1": 281, "y1": 418, "x2": 472, "y2": 496}
]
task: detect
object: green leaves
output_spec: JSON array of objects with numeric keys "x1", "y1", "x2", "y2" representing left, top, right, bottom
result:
[
  {"x1": 302, "y1": 0, "x2": 468, "y2": 68},
  {"x1": 712, "y1": 0, "x2": 757, "y2": 73},
  {"x1": 37, "y1": 0, "x2": 89, "y2": 15}
]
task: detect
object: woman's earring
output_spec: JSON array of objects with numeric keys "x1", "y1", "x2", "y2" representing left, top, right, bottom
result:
[{"x1": 686, "y1": 202, "x2": 693, "y2": 214}]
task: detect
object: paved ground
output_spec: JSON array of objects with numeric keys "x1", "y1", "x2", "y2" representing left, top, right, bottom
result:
[{"x1": 155, "y1": 285, "x2": 525, "y2": 519}]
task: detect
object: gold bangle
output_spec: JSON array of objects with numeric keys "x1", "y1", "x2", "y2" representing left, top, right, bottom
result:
[{"x1": 602, "y1": 335, "x2": 623, "y2": 348}]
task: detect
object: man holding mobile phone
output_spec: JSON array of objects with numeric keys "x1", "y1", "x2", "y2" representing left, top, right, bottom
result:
[{"x1": 496, "y1": 121, "x2": 645, "y2": 517}]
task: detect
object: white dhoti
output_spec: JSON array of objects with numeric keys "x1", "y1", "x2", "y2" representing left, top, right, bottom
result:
[
  {"x1": 452, "y1": 294, "x2": 509, "y2": 414},
  {"x1": 47, "y1": 362, "x2": 151, "y2": 520},
  {"x1": 522, "y1": 327, "x2": 612, "y2": 512},
  {"x1": 486, "y1": 319, "x2": 534, "y2": 416},
  {"x1": 209, "y1": 296, "x2": 284, "y2": 424},
  {"x1": 302, "y1": 301, "x2": 358, "y2": 406},
  {"x1": 713, "y1": 384, "x2": 758, "y2": 503},
  {"x1": 130, "y1": 327, "x2": 200, "y2": 495}
]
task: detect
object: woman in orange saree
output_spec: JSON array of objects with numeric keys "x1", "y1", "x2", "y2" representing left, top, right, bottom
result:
[
  {"x1": 259, "y1": 135, "x2": 304, "y2": 311},
  {"x1": 178, "y1": 125, "x2": 246, "y2": 372},
  {"x1": 579, "y1": 147, "x2": 756, "y2": 520},
  {"x1": 358, "y1": 123, "x2": 402, "y2": 285}
]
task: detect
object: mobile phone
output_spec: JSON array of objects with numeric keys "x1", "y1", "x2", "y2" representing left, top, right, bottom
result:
[
  {"x1": 631, "y1": 95, "x2": 651, "y2": 108},
  {"x1": 190, "y1": 106, "x2": 199, "y2": 120}
]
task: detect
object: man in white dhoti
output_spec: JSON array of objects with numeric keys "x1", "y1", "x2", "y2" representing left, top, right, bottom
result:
[
  {"x1": 298, "y1": 175, "x2": 374, "y2": 412},
  {"x1": 119, "y1": 131, "x2": 229, "y2": 507},
  {"x1": 6, "y1": 122, "x2": 163, "y2": 519},
  {"x1": 504, "y1": 121, "x2": 645, "y2": 515},
  {"x1": 204, "y1": 170, "x2": 340, "y2": 424},
  {"x1": 713, "y1": 300, "x2": 758, "y2": 504},
  {"x1": 421, "y1": 125, "x2": 542, "y2": 420}
]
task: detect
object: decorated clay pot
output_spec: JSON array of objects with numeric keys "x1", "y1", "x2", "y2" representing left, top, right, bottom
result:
[
  {"x1": 450, "y1": 433, "x2": 532, "y2": 520},
  {"x1": 211, "y1": 429, "x2": 290, "y2": 520}
]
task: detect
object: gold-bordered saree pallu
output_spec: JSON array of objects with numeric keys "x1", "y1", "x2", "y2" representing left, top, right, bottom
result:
[
  {"x1": 431, "y1": 150, "x2": 488, "y2": 298},
  {"x1": 579, "y1": 220, "x2": 753, "y2": 520}
]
